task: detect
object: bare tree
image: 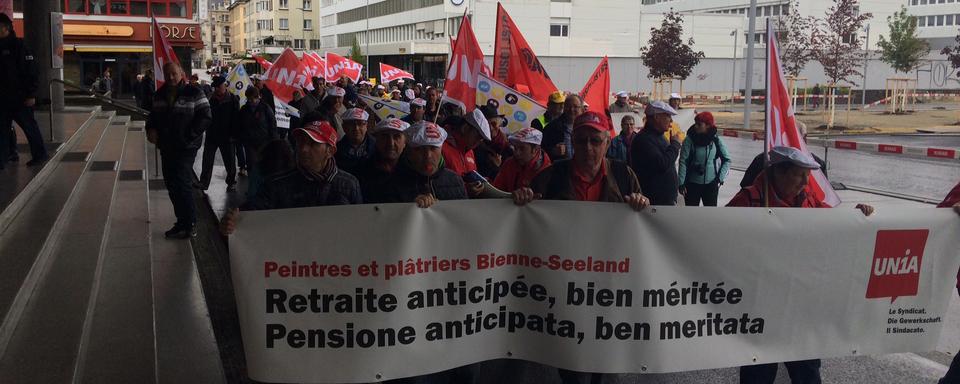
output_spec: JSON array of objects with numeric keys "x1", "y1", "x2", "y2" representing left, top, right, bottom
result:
[
  {"x1": 811, "y1": 0, "x2": 873, "y2": 86},
  {"x1": 640, "y1": 10, "x2": 705, "y2": 81}
]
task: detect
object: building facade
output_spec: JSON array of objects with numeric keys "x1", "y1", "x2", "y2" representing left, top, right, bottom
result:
[
  {"x1": 238, "y1": 0, "x2": 321, "y2": 58},
  {"x1": 207, "y1": 0, "x2": 233, "y2": 66},
  {"x1": 11, "y1": 0, "x2": 203, "y2": 97},
  {"x1": 229, "y1": 0, "x2": 248, "y2": 56}
]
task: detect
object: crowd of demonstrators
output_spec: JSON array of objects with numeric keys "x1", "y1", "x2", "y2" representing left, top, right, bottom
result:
[
  {"x1": 355, "y1": 118, "x2": 410, "y2": 202},
  {"x1": 608, "y1": 91, "x2": 640, "y2": 113},
  {"x1": 0, "y1": 13, "x2": 50, "y2": 170},
  {"x1": 402, "y1": 98, "x2": 427, "y2": 125},
  {"x1": 678, "y1": 112, "x2": 731, "y2": 207},
  {"x1": 474, "y1": 105, "x2": 512, "y2": 180},
  {"x1": 237, "y1": 86, "x2": 277, "y2": 202},
  {"x1": 492, "y1": 128, "x2": 551, "y2": 192},
  {"x1": 440, "y1": 109, "x2": 491, "y2": 197},
  {"x1": 335, "y1": 108, "x2": 375, "y2": 175},
  {"x1": 145, "y1": 62, "x2": 211, "y2": 239},
  {"x1": 374, "y1": 121, "x2": 468, "y2": 207}
]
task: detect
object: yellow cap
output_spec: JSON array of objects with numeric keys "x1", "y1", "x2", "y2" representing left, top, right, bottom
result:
[{"x1": 549, "y1": 91, "x2": 566, "y2": 104}]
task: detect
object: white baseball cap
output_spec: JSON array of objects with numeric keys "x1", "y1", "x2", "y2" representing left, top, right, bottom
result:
[
  {"x1": 465, "y1": 109, "x2": 492, "y2": 141},
  {"x1": 373, "y1": 118, "x2": 410, "y2": 134},
  {"x1": 508, "y1": 128, "x2": 543, "y2": 146},
  {"x1": 408, "y1": 121, "x2": 448, "y2": 148}
]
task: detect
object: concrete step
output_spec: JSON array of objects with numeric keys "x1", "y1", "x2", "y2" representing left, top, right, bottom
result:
[
  {"x1": 0, "y1": 109, "x2": 109, "y2": 335},
  {"x1": 0, "y1": 115, "x2": 127, "y2": 382},
  {"x1": 74, "y1": 118, "x2": 155, "y2": 383}
]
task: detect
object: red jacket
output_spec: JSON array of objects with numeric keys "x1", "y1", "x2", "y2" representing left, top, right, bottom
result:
[
  {"x1": 493, "y1": 151, "x2": 551, "y2": 192},
  {"x1": 441, "y1": 134, "x2": 477, "y2": 177},
  {"x1": 726, "y1": 171, "x2": 829, "y2": 208}
]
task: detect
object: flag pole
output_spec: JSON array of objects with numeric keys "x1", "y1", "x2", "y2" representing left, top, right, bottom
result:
[{"x1": 763, "y1": 18, "x2": 772, "y2": 208}]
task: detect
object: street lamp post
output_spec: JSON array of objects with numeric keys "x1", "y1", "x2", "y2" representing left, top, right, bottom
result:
[
  {"x1": 744, "y1": 0, "x2": 758, "y2": 131},
  {"x1": 861, "y1": 23, "x2": 870, "y2": 107},
  {"x1": 365, "y1": 0, "x2": 370, "y2": 80},
  {"x1": 731, "y1": 29, "x2": 738, "y2": 105}
]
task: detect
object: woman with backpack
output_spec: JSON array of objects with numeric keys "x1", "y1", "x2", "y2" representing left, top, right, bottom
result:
[{"x1": 678, "y1": 111, "x2": 731, "y2": 206}]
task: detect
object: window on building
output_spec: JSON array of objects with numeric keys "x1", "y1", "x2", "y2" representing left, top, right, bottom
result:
[
  {"x1": 151, "y1": 1, "x2": 167, "y2": 16},
  {"x1": 947, "y1": 14, "x2": 954, "y2": 26},
  {"x1": 109, "y1": 0, "x2": 128, "y2": 14},
  {"x1": 303, "y1": 0, "x2": 311, "y2": 10},
  {"x1": 279, "y1": 18, "x2": 289, "y2": 30},
  {"x1": 279, "y1": 0, "x2": 288, "y2": 9},
  {"x1": 939, "y1": 0, "x2": 945, "y2": 3},
  {"x1": 937, "y1": 15, "x2": 945, "y2": 26},
  {"x1": 919, "y1": 16, "x2": 927, "y2": 26},
  {"x1": 911, "y1": 0, "x2": 918, "y2": 4},
  {"x1": 169, "y1": 0, "x2": 185, "y2": 17},
  {"x1": 304, "y1": 19, "x2": 313, "y2": 30},
  {"x1": 295, "y1": 39, "x2": 305, "y2": 49},
  {"x1": 929, "y1": 15, "x2": 936, "y2": 25},
  {"x1": 224, "y1": 46, "x2": 231, "y2": 54},
  {"x1": 213, "y1": 47, "x2": 218, "y2": 54},
  {"x1": 310, "y1": 39, "x2": 321, "y2": 49},
  {"x1": 550, "y1": 17, "x2": 570, "y2": 37},
  {"x1": 131, "y1": 0, "x2": 147, "y2": 15}
]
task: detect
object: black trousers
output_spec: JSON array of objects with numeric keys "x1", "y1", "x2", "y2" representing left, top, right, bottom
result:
[
  {"x1": 235, "y1": 142, "x2": 247, "y2": 170},
  {"x1": 740, "y1": 359, "x2": 821, "y2": 384},
  {"x1": 199, "y1": 136, "x2": 236, "y2": 187},
  {"x1": 161, "y1": 149, "x2": 199, "y2": 228},
  {"x1": 684, "y1": 181, "x2": 720, "y2": 207},
  {"x1": 0, "y1": 105, "x2": 48, "y2": 162},
  {"x1": 942, "y1": 351, "x2": 960, "y2": 384}
]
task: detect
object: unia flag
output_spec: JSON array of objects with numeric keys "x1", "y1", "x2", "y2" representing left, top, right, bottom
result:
[
  {"x1": 579, "y1": 56, "x2": 611, "y2": 118},
  {"x1": 765, "y1": 21, "x2": 840, "y2": 207},
  {"x1": 225, "y1": 64, "x2": 253, "y2": 105},
  {"x1": 493, "y1": 3, "x2": 558, "y2": 105},
  {"x1": 443, "y1": 10, "x2": 485, "y2": 113},
  {"x1": 380, "y1": 63, "x2": 415, "y2": 84},
  {"x1": 253, "y1": 54, "x2": 273, "y2": 72},
  {"x1": 324, "y1": 52, "x2": 363, "y2": 83},
  {"x1": 151, "y1": 17, "x2": 180, "y2": 89},
  {"x1": 262, "y1": 48, "x2": 310, "y2": 103}
]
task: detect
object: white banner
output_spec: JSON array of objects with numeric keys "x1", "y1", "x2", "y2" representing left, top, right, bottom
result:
[
  {"x1": 229, "y1": 201, "x2": 960, "y2": 383},
  {"x1": 475, "y1": 73, "x2": 546, "y2": 134}
]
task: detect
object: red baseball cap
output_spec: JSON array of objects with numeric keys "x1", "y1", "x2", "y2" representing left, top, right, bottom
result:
[
  {"x1": 295, "y1": 120, "x2": 338, "y2": 145},
  {"x1": 574, "y1": 111, "x2": 612, "y2": 134}
]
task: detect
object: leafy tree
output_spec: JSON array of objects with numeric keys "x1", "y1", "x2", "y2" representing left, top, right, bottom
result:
[
  {"x1": 942, "y1": 29, "x2": 960, "y2": 77},
  {"x1": 877, "y1": 6, "x2": 929, "y2": 74},
  {"x1": 777, "y1": 0, "x2": 816, "y2": 77},
  {"x1": 811, "y1": 0, "x2": 872, "y2": 86},
  {"x1": 349, "y1": 37, "x2": 365, "y2": 67},
  {"x1": 640, "y1": 10, "x2": 705, "y2": 80}
]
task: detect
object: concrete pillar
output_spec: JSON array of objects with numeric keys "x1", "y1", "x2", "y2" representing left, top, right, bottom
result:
[{"x1": 23, "y1": 0, "x2": 65, "y2": 113}]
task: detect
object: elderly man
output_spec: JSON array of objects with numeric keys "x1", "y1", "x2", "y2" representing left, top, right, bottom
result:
[
  {"x1": 220, "y1": 119, "x2": 362, "y2": 235},
  {"x1": 631, "y1": 100, "x2": 682, "y2": 206},
  {"x1": 402, "y1": 98, "x2": 427, "y2": 125},
  {"x1": 441, "y1": 109, "x2": 491, "y2": 197},
  {"x1": 146, "y1": 62, "x2": 212, "y2": 239},
  {"x1": 532, "y1": 90, "x2": 566, "y2": 131},
  {"x1": 542, "y1": 94, "x2": 586, "y2": 162},
  {"x1": 608, "y1": 91, "x2": 636, "y2": 113},
  {"x1": 606, "y1": 115, "x2": 637, "y2": 163},
  {"x1": 424, "y1": 87, "x2": 441, "y2": 121},
  {"x1": 251, "y1": 74, "x2": 276, "y2": 115},
  {"x1": 514, "y1": 111, "x2": 649, "y2": 214},
  {"x1": 199, "y1": 76, "x2": 239, "y2": 191},
  {"x1": 0, "y1": 13, "x2": 49, "y2": 168},
  {"x1": 335, "y1": 108, "x2": 375, "y2": 175},
  {"x1": 730, "y1": 146, "x2": 873, "y2": 384},
  {"x1": 355, "y1": 118, "x2": 410, "y2": 203},
  {"x1": 493, "y1": 127, "x2": 551, "y2": 192},
  {"x1": 378, "y1": 121, "x2": 467, "y2": 207}
]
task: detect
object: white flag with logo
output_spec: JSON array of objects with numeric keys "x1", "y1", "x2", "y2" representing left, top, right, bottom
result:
[{"x1": 225, "y1": 64, "x2": 253, "y2": 105}]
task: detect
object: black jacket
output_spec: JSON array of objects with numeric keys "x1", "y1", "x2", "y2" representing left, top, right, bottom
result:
[
  {"x1": 542, "y1": 114, "x2": 574, "y2": 162},
  {"x1": 248, "y1": 167, "x2": 362, "y2": 210},
  {"x1": 237, "y1": 101, "x2": 277, "y2": 146},
  {"x1": 0, "y1": 33, "x2": 39, "y2": 105},
  {"x1": 208, "y1": 92, "x2": 240, "y2": 140},
  {"x1": 146, "y1": 82, "x2": 212, "y2": 152},
  {"x1": 354, "y1": 154, "x2": 397, "y2": 204},
  {"x1": 376, "y1": 160, "x2": 467, "y2": 203},
  {"x1": 530, "y1": 159, "x2": 641, "y2": 202},
  {"x1": 259, "y1": 86, "x2": 277, "y2": 113},
  {"x1": 630, "y1": 128, "x2": 681, "y2": 205},
  {"x1": 335, "y1": 136, "x2": 376, "y2": 176}
]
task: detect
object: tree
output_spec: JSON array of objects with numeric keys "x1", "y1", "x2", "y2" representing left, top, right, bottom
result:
[
  {"x1": 877, "y1": 6, "x2": 929, "y2": 74},
  {"x1": 640, "y1": 10, "x2": 705, "y2": 80},
  {"x1": 942, "y1": 29, "x2": 960, "y2": 77},
  {"x1": 349, "y1": 37, "x2": 365, "y2": 67},
  {"x1": 777, "y1": 0, "x2": 816, "y2": 77},
  {"x1": 811, "y1": 0, "x2": 872, "y2": 86}
]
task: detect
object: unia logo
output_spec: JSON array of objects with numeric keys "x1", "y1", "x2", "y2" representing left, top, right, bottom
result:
[{"x1": 865, "y1": 230, "x2": 929, "y2": 303}]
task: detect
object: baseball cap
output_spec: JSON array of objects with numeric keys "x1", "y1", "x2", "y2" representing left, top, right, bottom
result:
[
  {"x1": 549, "y1": 91, "x2": 566, "y2": 104},
  {"x1": 410, "y1": 98, "x2": 427, "y2": 107},
  {"x1": 768, "y1": 146, "x2": 821, "y2": 169},
  {"x1": 616, "y1": 91, "x2": 629, "y2": 98},
  {"x1": 645, "y1": 100, "x2": 679, "y2": 116},
  {"x1": 295, "y1": 120, "x2": 338, "y2": 145},
  {"x1": 376, "y1": 84, "x2": 385, "y2": 90},
  {"x1": 669, "y1": 93, "x2": 683, "y2": 100},
  {"x1": 341, "y1": 108, "x2": 369, "y2": 121},
  {"x1": 404, "y1": 89, "x2": 415, "y2": 100},
  {"x1": 465, "y1": 109, "x2": 492, "y2": 141},
  {"x1": 408, "y1": 121, "x2": 448, "y2": 148},
  {"x1": 326, "y1": 87, "x2": 346, "y2": 97},
  {"x1": 478, "y1": 104, "x2": 505, "y2": 120},
  {"x1": 573, "y1": 111, "x2": 610, "y2": 133},
  {"x1": 509, "y1": 128, "x2": 543, "y2": 146},
  {"x1": 373, "y1": 118, "x2": 410, "y2": 134}
]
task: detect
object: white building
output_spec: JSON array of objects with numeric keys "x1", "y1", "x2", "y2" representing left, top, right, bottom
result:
[{"x1": 317, "y1": 0, "x2": 959, "y2": 93}]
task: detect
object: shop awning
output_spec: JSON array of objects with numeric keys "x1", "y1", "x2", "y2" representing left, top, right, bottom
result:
[{"x1": 72, "y1": 45, "x2": 152, "y2": 53}]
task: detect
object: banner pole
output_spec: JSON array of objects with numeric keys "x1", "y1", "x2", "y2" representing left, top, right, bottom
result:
[{"x1": 763, "y1": 18, "x2": 771, "y2": 209}]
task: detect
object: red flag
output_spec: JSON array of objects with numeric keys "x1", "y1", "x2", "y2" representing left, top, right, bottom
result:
[
  {"x1": 380, "y1": 63, "x2": 415, "y2": 84},
  {"x1": 580, "y1": 56, "x2": 611, "y2": 117},
  {"x1": 262, "y1": 48, "x2": 310, "y2": 103},
  {"x1": 152, "y1": 17, "x2": 180, "y2": 89},
  {"x1": 253, "y1": 54, "x2": 273, "y2": 72},
  {"x1": 765, "y1": 22, "x2": 840, "y2": 207},
  {"x1": 493, "y1": 3, "x2": 558, "y2": 105},
  {"x1": 300, "y1": 52, "x2": 325, "y2": 79},
  {"x1": 324, "y1": 52, "x2": 363, "y2": 83},
  {"x1": 443, "y1": 12, "x2": 486, "y2": 113}
]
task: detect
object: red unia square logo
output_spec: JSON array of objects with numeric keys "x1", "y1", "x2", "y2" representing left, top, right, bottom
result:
[{"x1": 865, "y1": 230, "x2": 929, "y2": 303}]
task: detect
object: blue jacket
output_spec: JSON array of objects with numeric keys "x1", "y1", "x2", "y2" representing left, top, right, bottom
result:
[{"x1": 678, "y1": 129, "x2": 731, "y2": 186}]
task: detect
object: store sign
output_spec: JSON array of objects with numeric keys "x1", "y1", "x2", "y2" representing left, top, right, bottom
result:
[{"x1": 160, "y1": 25, "x2": 198, "y2": 41}]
